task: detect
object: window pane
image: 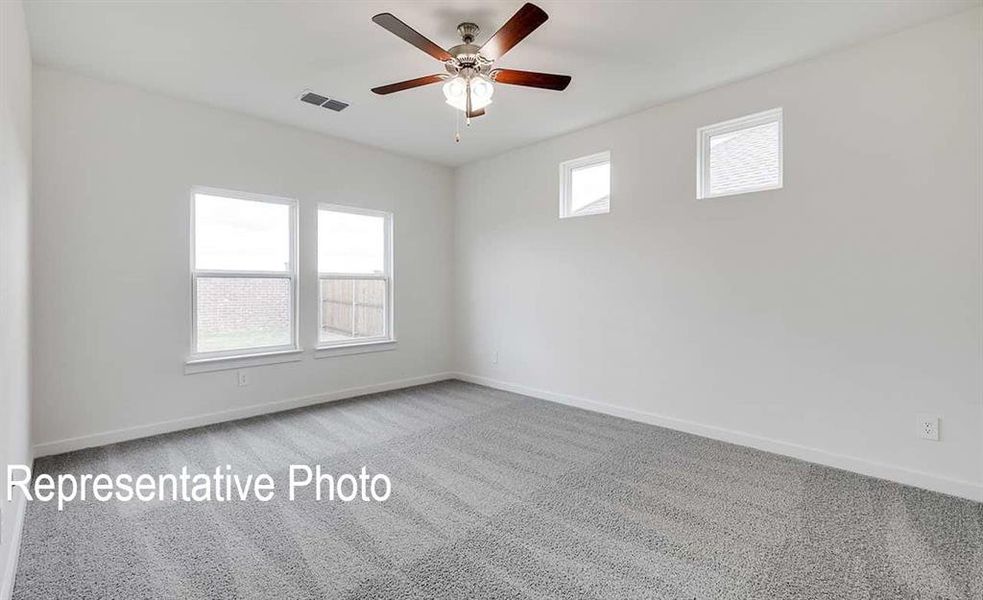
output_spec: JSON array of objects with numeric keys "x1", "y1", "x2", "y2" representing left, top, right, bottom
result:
[
  {"x1": 196, "y1": 277, "x2": 292, "y2": 353},
  {"x1": 319, "y1": 278, "x2": 386, "y2": 344},
  {"x1": 195, "y1": 194, "x2": 291, "y2": 271},
  {"x1": 708, "y1": 120, "x2": 780, "y2": 196},
  {"x1": 570, "y1": 161, "x2": 610, "y2": 214},
  {"x1": 318, "y1": 209, "x2": 385, "y2": 274}
]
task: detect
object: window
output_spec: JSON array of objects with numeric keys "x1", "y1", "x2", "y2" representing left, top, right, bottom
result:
[
  {"x1": 191, "y1": 188, "x2": 298, "y2": 359},
  {"x1": 560, "y1": 151, "x2": 610, "y2": 218},
  {"x1": 317, "y1": 205, "x2": 393, "y2": 348},
  {"x1": 698, "y1": 107, "x2": 782, "y2": 199}
]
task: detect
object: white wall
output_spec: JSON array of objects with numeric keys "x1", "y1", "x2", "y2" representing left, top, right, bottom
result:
[
  {"x1": 0, "y1": 0, "x2": 33, "y2": 596},
  {"x1": 32, "y1": 67, "x2": 455, "y2": 452},
  {"x1": 454, "y1": 9, "x2": 982, "y2": 500}
]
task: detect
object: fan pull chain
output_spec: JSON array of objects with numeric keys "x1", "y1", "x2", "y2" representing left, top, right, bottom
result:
[{"x1": 454, "y1": 108, "x2": 461, "y2": 143}]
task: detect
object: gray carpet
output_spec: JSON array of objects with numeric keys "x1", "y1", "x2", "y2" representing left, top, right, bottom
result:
[{"x1": 13, "y1": 380, "x2": 983, "y2": 599}]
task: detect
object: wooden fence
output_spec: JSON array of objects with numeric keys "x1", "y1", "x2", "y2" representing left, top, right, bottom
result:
[{"x1": 320, "y1": 278, "x2": 385, "y2": 339}]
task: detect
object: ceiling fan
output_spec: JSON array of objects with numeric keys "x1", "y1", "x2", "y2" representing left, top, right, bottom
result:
[{"x1": 370, "y1": 3, "x2": 571, "y2": 121}]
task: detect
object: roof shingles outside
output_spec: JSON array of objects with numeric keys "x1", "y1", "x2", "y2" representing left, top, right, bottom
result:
[
  {"x1": 573, "y1": 195, "x2": 610, "y2": 216},
  {"x1": 709, "y1": 121, "x2": 781, "y2": 196}
]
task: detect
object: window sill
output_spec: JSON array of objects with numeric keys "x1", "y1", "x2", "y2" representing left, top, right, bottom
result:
[
  {"x1": 185, "y1": 349, "x2": 304, "y2": 374},
  {"x1": 560, "y1": 208, "x2": 609, "y2": 219},
  {"x1": 314, "y1": 340, "x2": 396, "y2": 359},
  {"x1": 698, "y1": 183, "x2": 783, "y2": 201}
]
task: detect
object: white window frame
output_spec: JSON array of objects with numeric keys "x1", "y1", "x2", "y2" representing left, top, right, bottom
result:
[
  {"x1": 559, "y1": 151, "x2": 611, "y2": 219},
  {"x1": 697, "y1": 107, "x2": 783, "y2": 200},
  {"x1": 188, "y1": 186, "x2": 300, "y2": 364},
  {"x1": 316, "y1": 203, "x2": 394, "y2": 351}
]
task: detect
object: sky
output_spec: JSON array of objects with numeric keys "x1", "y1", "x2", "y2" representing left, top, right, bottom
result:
[{"x1": 194, "y1": 193, "x2": 385, "y2": 274}]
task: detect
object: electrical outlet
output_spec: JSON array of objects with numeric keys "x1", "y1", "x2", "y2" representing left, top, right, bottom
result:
[
  {"x1": 236, "y1": 370, "x2": 250, "y2": 387},
  {"x1": 916, "y1": 414, "x2": 939, "y2": 441}
]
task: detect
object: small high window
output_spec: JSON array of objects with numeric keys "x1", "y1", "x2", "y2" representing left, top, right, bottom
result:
[
  {"x1": 698, "y1": 108, "x2": 782, "y2": 199},
  {"x1": 560, "y1": 151, "x2": 610, "y2": 218}
]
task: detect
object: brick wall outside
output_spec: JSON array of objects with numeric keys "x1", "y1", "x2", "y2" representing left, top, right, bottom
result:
[
  {"x1": 194, "y1": 276, "x2": 387, "y2": 351},
  {"x1": 196, "y1": 277, "x2": 291, "y2": 352}
]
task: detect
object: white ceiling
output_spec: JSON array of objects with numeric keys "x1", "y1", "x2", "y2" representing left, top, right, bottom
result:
[{"x1": 24, "y1": 0, "x2": 977, "y2": 166}]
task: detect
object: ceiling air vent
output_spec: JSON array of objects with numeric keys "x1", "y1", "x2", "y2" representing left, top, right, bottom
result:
[
  {"x1": 299, "y1": 90, "x2": 349, "y2": 112},
  {"x1": 322, "y1": 99, "x2": 349, "y2": 112}
]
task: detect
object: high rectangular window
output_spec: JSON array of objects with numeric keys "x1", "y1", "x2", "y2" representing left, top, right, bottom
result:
[
  {"x1": 698, "y1": 107, "x2": 783, "y2": 199},
  {"x1": 317, "y1": 205, "x2": 393, "y2": 347},
  {"x1": 560, "y1": 151, "x2": 611, "y2": 218},
  {"x1": 191, "y1": 189, "x2": 298, "y2": 358}
]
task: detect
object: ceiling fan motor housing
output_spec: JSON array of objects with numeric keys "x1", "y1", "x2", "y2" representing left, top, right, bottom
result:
[{"x1": 446, "y1": 22, "x2": 490, "y2": 75}]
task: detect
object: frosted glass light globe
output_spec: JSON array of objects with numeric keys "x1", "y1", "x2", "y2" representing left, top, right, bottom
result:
[
  {"x1": 443, "y1": 76, "x2": 494, "y2": 112},
  {"x1": 442, "y1": 77, "x2": 467, "y2": 104},
  {"x1": 471, "y1": 77, "x2": 494, "y2": 101}
]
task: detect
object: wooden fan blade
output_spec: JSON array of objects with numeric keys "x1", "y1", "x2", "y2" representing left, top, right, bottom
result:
[
  {"x1": 372, "y1": 13, "x2": 453, "y2": 62},
  {"x1": 479, "y1": 3, "x2": 548, "y2": 61},
  {"x1": 467, "y1": 108, "x2": 486, "y2": 118},
  {"x1": 371, "y1": 74, "x2": 445, "y2": 95},
  {"x1": 491, "y1": 69, "x2": 571, "y2": 90}
]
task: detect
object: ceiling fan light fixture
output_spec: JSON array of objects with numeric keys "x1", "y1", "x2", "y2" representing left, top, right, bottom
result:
[
  {"x1": 371, "y1": 4, "x2": 570, "y2": 124},
  {"x1": 443, "y1": 75, "x2": 494, "y2": 112}
]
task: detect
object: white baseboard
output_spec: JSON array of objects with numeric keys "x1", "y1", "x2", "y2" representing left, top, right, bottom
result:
[
  {"x1": 33, "y1": 372, "x2": 455, "y2": 458},
  {"x1": 29, "y1": 370, "x2": 982, "y2": 502},
  {"x1": 454, "y1": 372, "x2": 983, "y2": 503},
  {"x1": 1, "y1": 472, "x2": 28, "y2": 600}
]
